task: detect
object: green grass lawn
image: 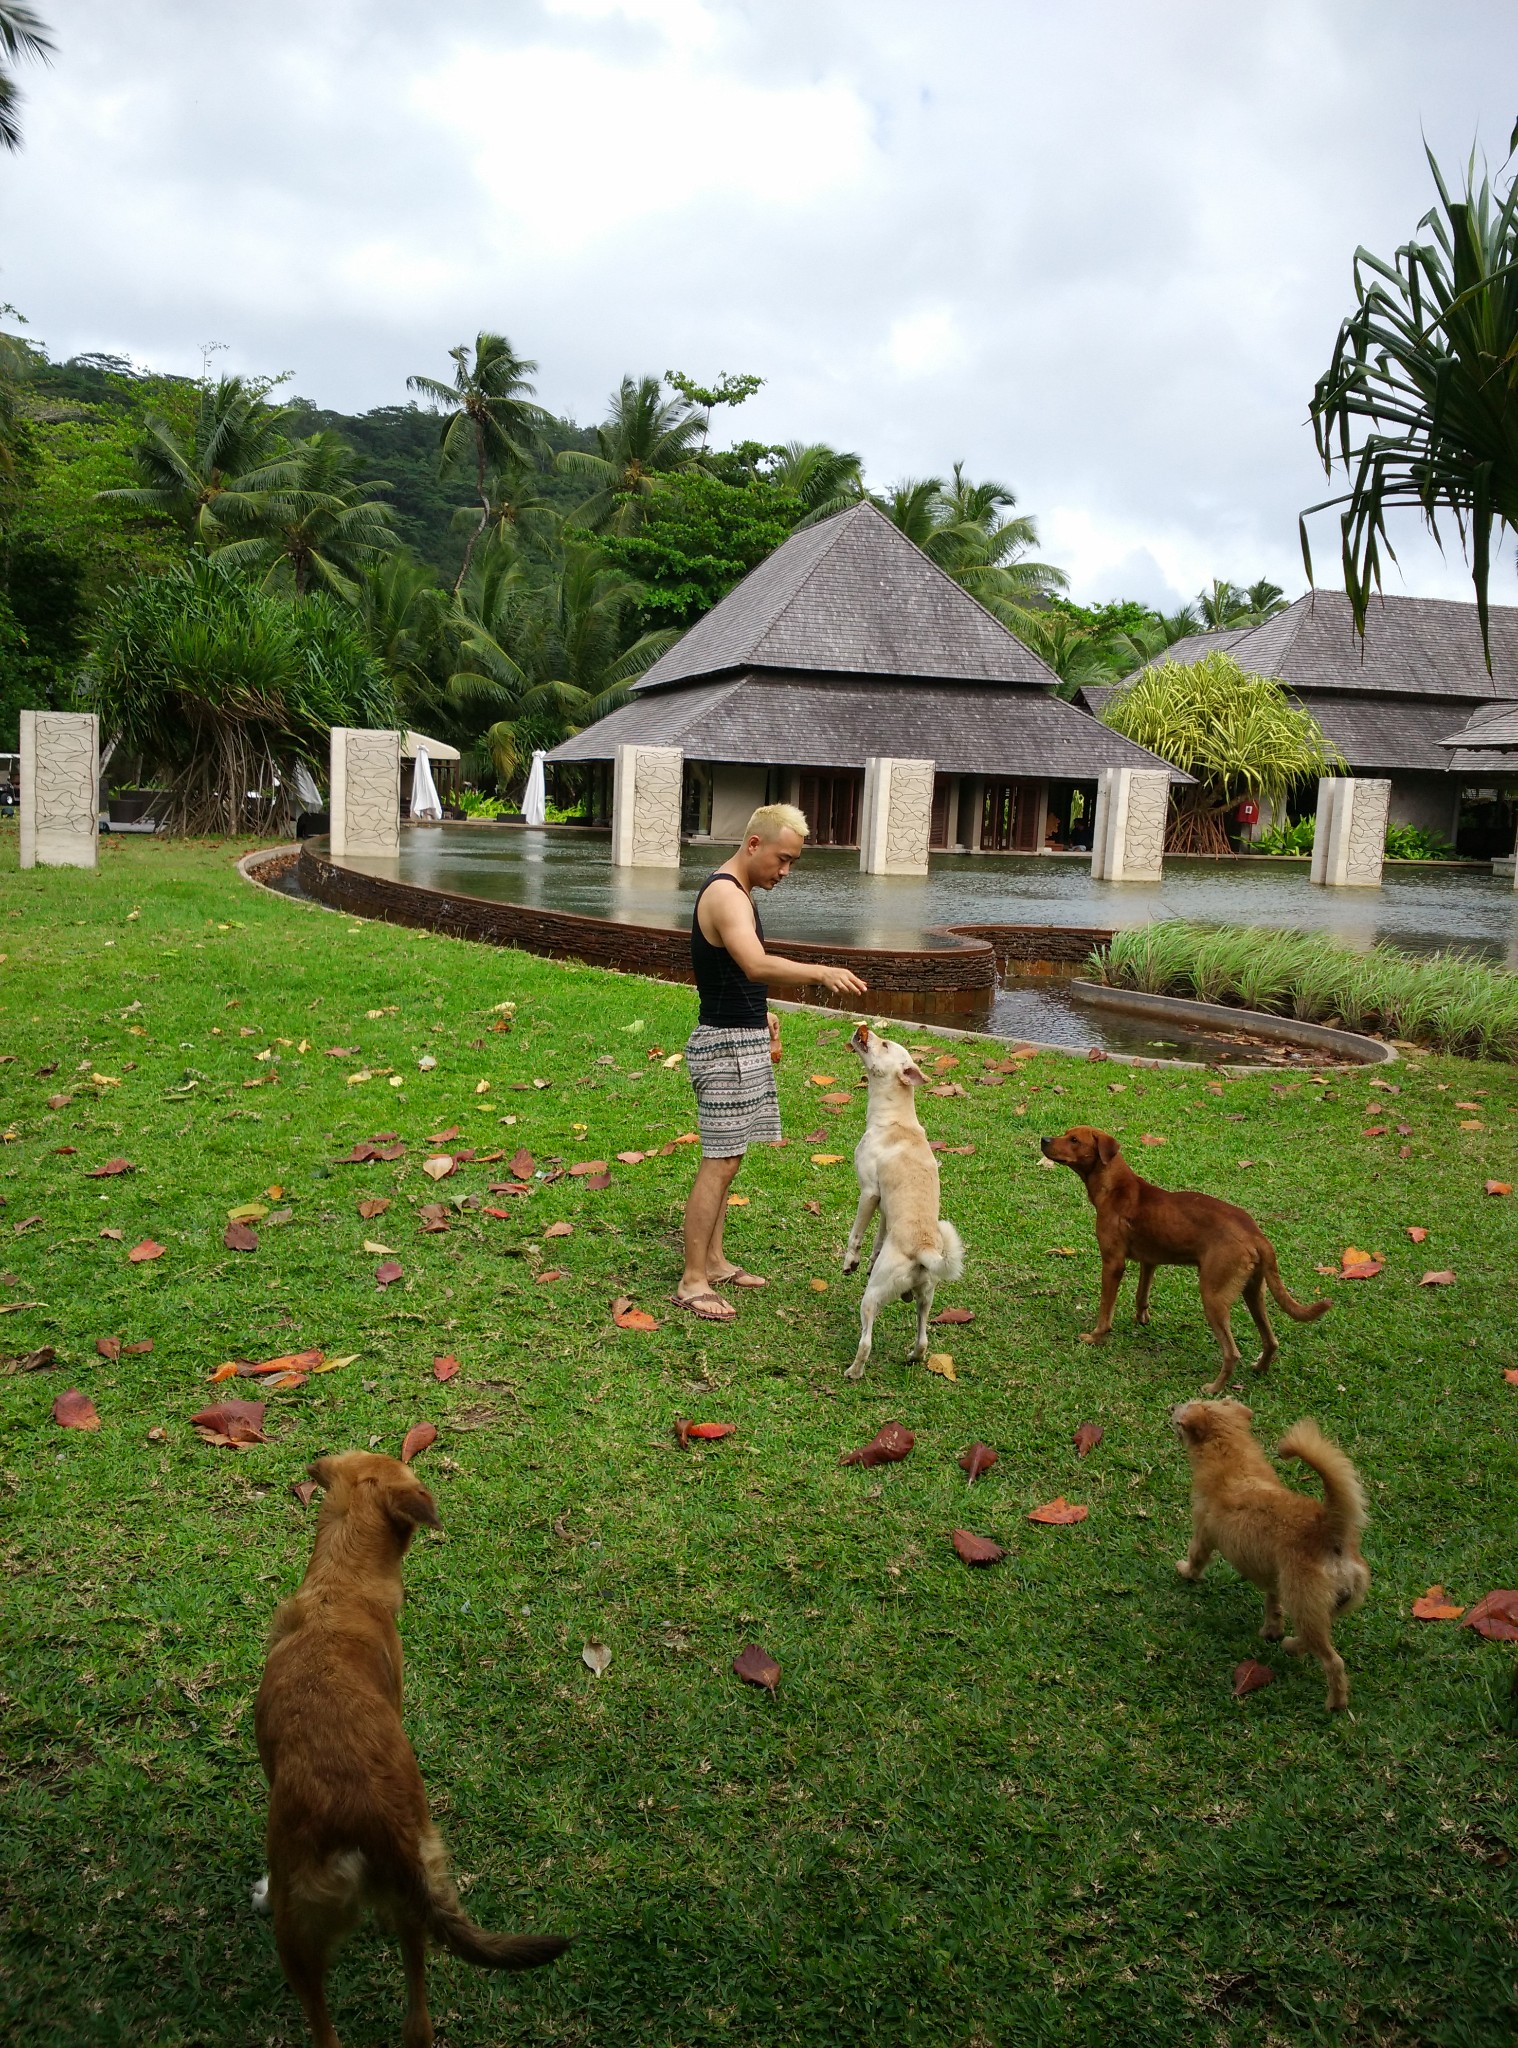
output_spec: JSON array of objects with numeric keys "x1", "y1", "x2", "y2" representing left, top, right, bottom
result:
[{"x1": 1, "y1": 830, "x2": 1515, "y2": 2048}]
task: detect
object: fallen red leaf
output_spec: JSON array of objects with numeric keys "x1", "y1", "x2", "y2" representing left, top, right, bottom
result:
[
  {"x1": 1232, "y1": 1659, "x2": 1275, "y2": 1698},
  {"x1": 357, "y1": 1196, "x2": 391, "y2": 1220},
  {"x1": 224, "y1": 1220, "x2": 258, "y2": 1252},
  {"x1": 291, "y1": 1480, "x2": 319, "y2": 1506},
  {"x1": 951, "y1": 1528, "x2": 1005, "y2": 1566},
  {"x1": 1411, "y1": 1585, "x2": 1465, "y2": 1620},
  {"x1": 613, "y1": 1298, "x2": 659, "y2": 1330},
  {"x1": 1073, "y1": 1421, "x2": 1104, "y2": 1458},
  {"x1": 96, "y1": 1336, "x2": 121, "y2": 1361},
  {"x1": 1419, "y1": 1270, "x2": 1456, "y2": 1287},
  {"x1": 583, "y1": 1172, "x2": 612, "y2": 1190},
  {"x1": 1462, "y1": 1590, "x2": 1518, "y2": 1641},
  {"x1": 1338, "y1": 1249, "x2": 1383, "y2": 1279},
  {"x1": 239, "y1": 1349, "x2": 323, "y2": 1379},
  {"x1": 190, "y1": 1398, "x2": 266, "y2": 1445},
  {"x1": 123, "y1": 1338, "x2": 153, "y2": 1355},
  {"x1": 127, "y1": 1239, "x2": 165, "y2": 1263},
  {"x1": 1027, "y1": 1497, "x2": 1088, "y2": 1525},
  {"x1": 53, "y1": 1388, "x2": 100, "y2": 1430},
  {"x1": 427, "y1": 1126, "x2": 460, "y2": 1144},
  {"x1": 544, "y1": 1220, "x2": 573, "y2": 1239},
  {"x1": 732, "y1": 1643, "x2": 780, "y2": 1692},
  {"x1": 482, "y1": 1206, "x2": 509, "y2": 1220},
  {"x1": 1406, "y1": 1226, "x2": 1428, "y2": 1243},
  {"x1": 336, "y1": 1143, "x2": 379, "y2": 1164},
  {"x1": 839, "y1": 1422, "x2": 915, "y2": 1467},
  {"x1": 675, "y1": 1420, "x2": 736, "y2": 1445},
  {"x1": 53, "y1": 1143, "x2": 76, "y2": 1152},
  {"x1": 1503, "y1": 1368, "x2": 1518, "y2": 1387},
  {"x1": 958, "y1": 1441, "x2": 997, "y2": 1482},
  {"x1": 1361, "y1": 1125, "x2": 1387, "y2": 1138},
  {"x1": 802, "y1": 1199, "x2": 821, "y2": 1216},
  {"x1": 373, "y1": 1142, "x2": 406, "y2": 1161},
  {"x1": 1484, "y1": 1180, "x2": 1512, "y2": 1196},
  {"x1": 433, "y1": 1353, "x2": 460, "y2": 1382},
  {"x1": 616, "y1": 1150, "x2": 645, "y2": 1165},
  {"x1": 86, "y1": 1158, "x2": 134, "y2": 1178},
  {"x1": 1139, "y1": 1133, "x2": 1165, "y2": 1146},
  {"x1": 569, "y1": 1159, "x2": 607, "y2": 1177},
  {"x1": 932, "y1": 1306, "x2": 976, "y2": 1325},
  {"x1": 375, "y1": 1260, "x2": 403, "y2": 1288},
  {"x1": 401, "y1": 1420, "x2": 437, "y2": 1463}
]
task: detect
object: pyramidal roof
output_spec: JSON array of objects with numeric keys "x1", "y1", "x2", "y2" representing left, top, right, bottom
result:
[{"x1": 633, "y1": 500, "x2": 1060, "y2": 692}]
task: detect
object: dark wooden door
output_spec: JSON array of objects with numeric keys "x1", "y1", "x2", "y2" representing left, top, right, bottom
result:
[{"x1": 798, "y1": 771, "x2": 862, "y2": 847}]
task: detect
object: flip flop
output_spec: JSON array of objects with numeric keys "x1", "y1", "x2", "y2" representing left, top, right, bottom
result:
[
  {"x1": 670, "y1": 1289, "x2": 737, "y2": 1323},
  {"x1": 714, "y1": 1268, "x2": 768, "y2": 1290}
]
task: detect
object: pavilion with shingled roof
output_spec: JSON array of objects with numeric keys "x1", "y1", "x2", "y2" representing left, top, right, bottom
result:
[{"x1": 548, "y1": 501, "x2": 1182, "y2": 852}]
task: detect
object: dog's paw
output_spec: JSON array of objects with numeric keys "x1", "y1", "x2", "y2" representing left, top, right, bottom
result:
[
  {"x1": 1280, "y1": 1635, "x2": 1302, "y2": 1657},
  {"x1": 841, "y1": 1256, "x2": 859, "y2": 1275},
  {"x1": 845, "y1": 1359, "x2": 867, "y2": 1381},
  {"x1": 1135, "y1": 1310, "x2": 1150, "y2": 1326},
  {"x1": 1078, "y1": 1330, "x2": 1107, "y2": 1347},
  {"x1": 1260, "y1": 1621, "x2": 1284, "y2": 1641},
  {"x1": 1176, "y1": 1558, "x2": 1198, "y2": 1580},
  {"x1": 251, "y1": 1874, "x2": 270, "y2": 1915}
]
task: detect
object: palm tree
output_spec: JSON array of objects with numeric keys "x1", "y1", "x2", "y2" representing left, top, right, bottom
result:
[
  {"x1": 1245, "y1": 577, "x2": 1289, "y2": 620},
  {"x1": 0, "y1": 4, "x2": 53, "y2": 152},
  {"x1": 874, "y1": 466, "x2": 1067, "y2": 627},
  {"x1": 1306, "y1": 142, "x2": 1518, "y2": 662},
  {"x1": 770, "y1": 440, "x2": 865, "y2": 524},
  {"x1": 558, "y1": 375, "x2": 709, "y2": 533},
  {"x1": 408, "y1": 333, "x2": 546, "y2": 590},
  {"x1": 356, "y1": 552, "x2": 449, "y2": 700},
  {"x1": 218, "y1": 431, "x2": 397, "y2": 598},
  {"x1": 1195, "y1": 578, "x2": 1252, "y2": 629},
  {"x1": 447, "y1": 533, "x2": 675, "y2": 785},
  {"x1": 100, "y1": 376, "x2": 291, "y2": 547}
]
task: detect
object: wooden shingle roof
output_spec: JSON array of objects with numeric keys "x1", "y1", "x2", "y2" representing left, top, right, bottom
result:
[{"x1": 633, "y1": 500, "x2": 1060, "y2": 692}]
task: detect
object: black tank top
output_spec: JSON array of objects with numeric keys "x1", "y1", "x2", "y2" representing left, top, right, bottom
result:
[{"x1": 691, "y1": 873, "x2": 768, "y2": 1028}]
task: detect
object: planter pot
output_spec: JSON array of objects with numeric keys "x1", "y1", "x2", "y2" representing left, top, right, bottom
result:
[{"x1": 108, "y1": 791, "x2": 165, "y2": 825}]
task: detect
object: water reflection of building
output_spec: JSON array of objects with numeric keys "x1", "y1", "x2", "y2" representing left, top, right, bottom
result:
[
  {"x1": 545, "y1": 502, "x2": 1182, "y2": 851},
  {"x1": 1076, "y1": 592, "x2": 1518, "y2": 857}
]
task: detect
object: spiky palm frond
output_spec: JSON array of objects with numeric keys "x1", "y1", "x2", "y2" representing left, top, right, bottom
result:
[
  {"x1": 99, "y1": 377, "x2": 292, "y2": 546},
  {"x1": 770, "y1": 440, "x2": 865, "y2": 525},
  {"x1": 408, "y1": 333, "x2": 547, "y2": 588},
  {"x1": 559, "y1": 375, "x2": 710, "y2": 533},
  {"x1": 0, "y1": 3, "x2": 53, "y2": 152},
  {"x1": 228, "y1": 431, "x2": 397, "y2": 598}
]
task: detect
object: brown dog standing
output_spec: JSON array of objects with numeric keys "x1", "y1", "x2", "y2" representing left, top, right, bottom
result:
[
  {"x1": 254, "y1": 1451, "x2": 567, "y2": 2047},
  {"x1": 1171, "y1": 1399, "x2": 1370, "y2": 1710},
  {"x1": 1040, "y1": 1127, "x2": 1329, "y2": 1392}
]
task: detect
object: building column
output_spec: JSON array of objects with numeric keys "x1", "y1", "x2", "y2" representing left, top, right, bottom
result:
[
  {"x1": 1311, "y1": 776, "x2": 1390, "y2": 887},
  {"x1": 19, "y1": 709, "x2": 99, "y2": 870},
  {"x1": 964, "y1": 776, "x2": 985, "y2": 852},
  {"x1": 612, "y1": 744, "x2": 683, "y2": 868},
  {"x1": 1091, "y1": 766, "x2": 1167, "y2": 882},
  {"x1": 860, "y1": 756, "x2": 936, "y2": 875},
  {"x1": 330, "y1": 728, "x2": 401, "y2": 860},
  {"x1": 944, "y1": 775, "x2": 961, "y2": 850}
]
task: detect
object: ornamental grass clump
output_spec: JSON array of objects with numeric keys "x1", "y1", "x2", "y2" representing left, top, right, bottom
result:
[{"x1": 1091, "y1": 920, "x2": 1518, "y2": 1059}]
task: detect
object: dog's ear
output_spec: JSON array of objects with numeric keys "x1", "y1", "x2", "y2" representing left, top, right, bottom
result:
[
  {"x1": 901, "y1": 1061, "x2": 927, "y2": 1086},
  {"x1": 382, "y1": 1473, "x2": 441, "y2": 1534},
  {"x1": 1096, "y1": 1132, "x2": 1120, "y2": 1165}
]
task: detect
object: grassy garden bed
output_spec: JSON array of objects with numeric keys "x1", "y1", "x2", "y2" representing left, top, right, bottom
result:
[
  {"x1": 1092, "y1": 920, "x2": 1518, "y2": 1060},
  {"x1": 1, "y1": 834, "x2": 1516, "y2": 2046}
]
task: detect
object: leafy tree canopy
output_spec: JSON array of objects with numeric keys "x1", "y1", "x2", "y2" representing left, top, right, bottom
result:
[{"x1": 594, "y1": 470, "x2": 803, "y2": 630}]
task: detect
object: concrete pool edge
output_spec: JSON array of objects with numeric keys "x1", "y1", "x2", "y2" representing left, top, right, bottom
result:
[{"x1": 1066, "y1": 981, "x2": 1397, "y2": 1066}]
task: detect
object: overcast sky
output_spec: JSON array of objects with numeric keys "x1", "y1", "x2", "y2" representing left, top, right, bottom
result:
[{"x1": 5, "y1": 0, "x2": 1518, "y2": 609}]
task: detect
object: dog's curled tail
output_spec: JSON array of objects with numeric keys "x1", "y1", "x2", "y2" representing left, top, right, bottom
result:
[
  {"x1": 1277, "y1": 1418, "x2": 1366, "y2": 1545},
  {"x1": 420, "y1": 1833, "x2": 569, "y2": 1972},
  {"x1": 1262, "y1": 1248, "x2": 1331, "y2": 1323},
  {"x1": 923, "y1": 1220, "x2": 965, "y2": 1284}
]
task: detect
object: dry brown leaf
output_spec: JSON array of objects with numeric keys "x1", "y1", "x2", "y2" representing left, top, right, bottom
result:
[
  {"x1": 616, "y1": 1151, "x2": 645, "y2": 1165},
  {"x1": 1138, "y1": 1133, "x2": 1166, "y2": 1146},
  {"x1": 1411, "y1": 1585, "x2": 1465, "y2": 1620},
  {"x1": 1406, "y1": 1226, "x2": 1428, "y2": 1243},
  {"x1": 544, "y1": 1220, "x2": 573, "y2": 1238},
  {"x1": 1459, "y1": 1119, "x2": 1484, "y2": 1131},
  {"x1": 808, "y1": 1073, "x2": 836, "y2": 1086},
  {"x1": 1232, "y1": 1659, "x2": 1275, "y2": 1697},
  {"x1": 99, "y1": 1227, "x2": 123, "y2": 1241},
  {"x1": 820, "y1": 1091, "x2": 853, "y2": 1109},
  {"x1": 1027, "y1": 1496, "x2": 1087, "y2": 1525},
  {"x1": 291, "y1": 1480, "x2": 319, "y2": 1507},
  {"x1": 416, "y1": 1205, "x2": 450, "y2": 1233},
  {"x1": 950, "y1": 1528, "x2": 1005, "y2": 1566},
  {"x1": 1419, "y1": 1270, "x2": 1456, "y2": 1287},
  {"x1": 433, "y1": 1354, "x2": 460, "y2": 1382},
  {"x1": 1338, "y1": 1247, "x2": 1383, "y2": 1279},
  {"x1": 53, "y1": 1388, "x2": 100, "y2": 1430},
  {"x1": 2, "y1": 1345, "x2": 55, "y2": 1372},
  {"x1": 958, "y1": 1441, "x2": 997, "y2": 1482},
  {"x1": 401, "y1": 1420, "x2": 437, "y2": 1463},
  {"x1": 1073, "y1": 1422, "x2": 1104, "y2": 1458},
  {"x1": 725, "y1": 1193, "x2": 749, "y2": 1208},
  {"x1": 613, "y1": 1299, "x2": 659, "y2": 1330},
  {"x1": 127, "y1": 1239, "x2": 165, "y2": 1263},
  {"x1": 802, "y1": 1199, "x2": 821, "y2": 1216},
  {"x1": 925, "y1": 1352, "x2": 957, "y2": 1381},
  {"x1": 96, "y1": 1336, "x2": 121, "y2": 1361},
  {"x1": 427, "y1": 1124, "x2": 460, "y2": 1143},
  {"x1": 581, "y1": 1640, "x2": 612, "y2": 1679},
  {"x1": 839, "y1": 1422, "x2": 914, "y2": 1467},
  {"x1": 732, "y1": 1642, "x2": 780, "y2": 1692},
  {"x1": 930, "y1": 1082, "x2": 965, "y2": 1097},
  {"x1": 86, "y1": 1157, "x2": 134, "y2": 1178},
  {"x1": 357, "y1": 1196, "x2": 391, "y2": 1221},
  {"x1": 932, "y1": 1306, "x2": 975, "y2": 1325},
  {"x1": 1463, "y1": 1590, "x2": 1518, "y2": 1640},
  {"x1": 46, "y1": 1093, "x2": 71, "y2": 1110},
  {"x1": 190, "y1": 1398, "x2": 266, "y2": 1446},
  {"x1": 583, "y1": 1172, "x2": 612, "y2": 1190},
  {"x1": 1503, "y1": 1368, "x2": 1518, "y2": 1387},
  {"x1": 932, "y1": 1054, "x2": 960, "y2": 1071},
  {"x1": 422, "y1": 1155, "x2": 456, "y2": 1181},
  {"x1": 224, "y1": 1220, "x2": 258, "y2": 1253},
  {"x1": 568, "y1": 1160, "x2": 607, "y2": 1177}
]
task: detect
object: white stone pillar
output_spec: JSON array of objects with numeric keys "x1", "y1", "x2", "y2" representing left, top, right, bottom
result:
[
  {"x1": 330, "y1": 728, "x2": 401, "y2": 860},
  {"x1": 859, "y1": 756, "x2": 935, "y2": 875},
  {"x1": 1311, "y1": 776, "x2": 1389, "y2": 888},
  {"x1": 19, "y1": 710, "x2": 99, "y2": 870},
  {"x1": 1091, "y1": 766, "x2": 1168, "y2": 883},
  {"x1": 611, "y1": 744, "x2": 683, "y2": 868}
]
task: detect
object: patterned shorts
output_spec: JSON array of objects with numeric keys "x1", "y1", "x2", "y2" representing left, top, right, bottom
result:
[{"x1": 685, "y1": 1024, "x2": 782, "y2": 1158}]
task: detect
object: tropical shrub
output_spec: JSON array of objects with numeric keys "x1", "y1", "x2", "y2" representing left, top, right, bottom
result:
[
  {"x1": 1242, "y1": 816, "x2": 1317, "y2": 856},
  {"x1": 83, "y1": 556, "x2": 394, "y2": 835},
  {"x1": 1385, "y1": 822, "x2": 1455, "y2": 861},
  {"x1": 456, "y1": 788, "x2": 507, "y2": 818}
]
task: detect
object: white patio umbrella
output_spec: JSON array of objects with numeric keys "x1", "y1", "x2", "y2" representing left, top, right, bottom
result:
[
  {"x1": 293, "y1": 761, "x2": 323, "y2": 810},
  {"x1": 410, "y1": 745, "x2": 443, "y2": 821},
  {"x1": 522, "y1": 749, "x2": 548, "y2": 826}
]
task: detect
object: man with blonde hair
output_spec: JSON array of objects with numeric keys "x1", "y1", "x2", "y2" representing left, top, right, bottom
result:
[{"x1": 674, "y1": 803, "x2": 868, "y2": 1320}]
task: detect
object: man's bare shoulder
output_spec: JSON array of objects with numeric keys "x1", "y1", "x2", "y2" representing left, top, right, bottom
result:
[{"x1": 698, "y1": 872, "x2": 756, "y2": 942}]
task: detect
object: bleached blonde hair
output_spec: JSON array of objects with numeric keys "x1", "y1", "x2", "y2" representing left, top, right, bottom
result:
[{"x1": 744, "y1": 802, "x2": 809, "y2": 845}]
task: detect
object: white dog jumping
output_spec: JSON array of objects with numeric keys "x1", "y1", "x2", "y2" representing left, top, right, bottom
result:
[{"x1": 842, "y1": 1024, "x2": 965, "y2": 1379}]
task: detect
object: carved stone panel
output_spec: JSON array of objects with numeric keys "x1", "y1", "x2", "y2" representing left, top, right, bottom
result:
[
  {"x1": 20, "y1": 709, "x2": 98, "y2": 869},
  {"x1": 330, "y1": 728, "x2": 401, "y2": 860},
  {"x1": 1094, "y1": 767, "x2": 1167, "y2": 883},
  {"x1": 1313, "y1": 776, "x2": 1387, "y2": 888},
  {"x1": 612, "y1": 745, "x2": 682, "y2": 868},
  {"x1": 860, "y1": 756, "x2": 934, "y2": 874}
]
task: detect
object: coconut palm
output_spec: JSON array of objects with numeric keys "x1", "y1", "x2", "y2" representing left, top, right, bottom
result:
[
  {"x1": 1245, "y1": 578, "x2": 1289, "y2": 620},
  {"x1": 874, "y1": 466, "x2": 1066, "y2": 627},
  {"x1": 100, "y1": 376, "x2": 292, "y2": 547},
  {"x1": 447, "y1": 533, "x2": 675, "y2": 785},
  {"x1": 0, "y1": 5, "x2": 53, "y2": 152},
  {"x1": 558, "y1": 375, "x2": 709, "y2": 533},
  {"x1": 408, "y1": 333, "x2": 547, "y2": 590},
  {"x1": 770, "y1": 440, "x2": 865, "y2": 524},
  {"x1": 355, "y1": 552, "x2": 449, "y2": 698},
  {"x1": 1099, "y1": 650, "x2": 1343, "y2": 854},
  {"x1": 1306, "y1": 143, "x2": 1518, "y2": 661},
  {"x1": 219, "y1": 431, "x2": 397, "y2": 598}
]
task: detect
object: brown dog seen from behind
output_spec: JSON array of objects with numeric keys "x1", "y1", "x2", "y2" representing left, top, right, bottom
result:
[
  {"x1": 254, "y1": 1451, "x2": 567, "y2": 2048},
  {"x1": 1171, "y1": 1400, "x2": 1370, "y2": 1710},
  {"x1": 1040, "y1": 1126, "x2": 1329, "y2": 1392}
]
